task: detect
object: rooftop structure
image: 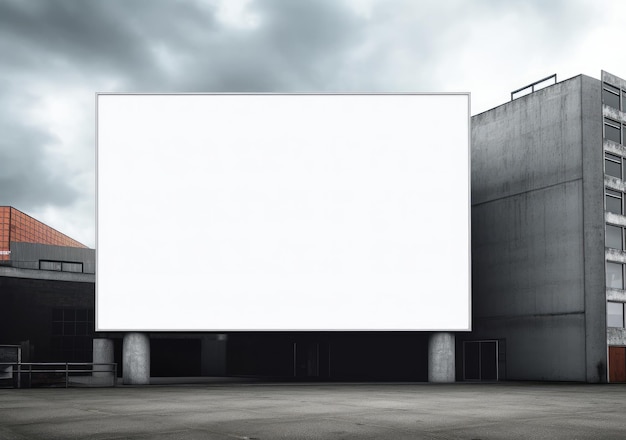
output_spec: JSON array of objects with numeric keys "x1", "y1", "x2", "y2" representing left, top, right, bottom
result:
[{"x1": 0, "y1": 206, "x2": 87, "y2": 262}]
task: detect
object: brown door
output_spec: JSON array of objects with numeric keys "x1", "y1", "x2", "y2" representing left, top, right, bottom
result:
[{"x1": 609, "y1": 347, "x2": 626, "y2": 383}]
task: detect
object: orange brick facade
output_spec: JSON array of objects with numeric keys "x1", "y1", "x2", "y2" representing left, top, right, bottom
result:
[{"x1": 0, "y1": 207, "x2": 87, "y2": 261}]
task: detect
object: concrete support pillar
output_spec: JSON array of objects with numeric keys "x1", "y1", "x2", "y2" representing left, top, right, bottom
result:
[
  {"x1": 428, "y1": 332, "x2": 456, "y2": 383},
  {"x1": 123, "y1": 333, "x2": 150, "y2": 385},
  {"x1": 201, "y1": 334, "x2": 227, "y2": 376},
  {"x1": 92, "y1": 338, "x2": 114, "y2": 379}
]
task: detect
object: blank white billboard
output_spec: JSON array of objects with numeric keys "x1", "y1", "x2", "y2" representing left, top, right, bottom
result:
[{"x1": 97, "y1": 94, "x2": 470, "y2": 331}]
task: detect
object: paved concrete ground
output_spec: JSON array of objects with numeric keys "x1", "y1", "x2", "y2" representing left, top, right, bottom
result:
[{"x1": 2, "y1": 382, "x2": 626, "y2": 439}]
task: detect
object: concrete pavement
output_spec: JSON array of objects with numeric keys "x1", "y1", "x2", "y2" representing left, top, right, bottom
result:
[{"x1": 1, "y1": 382, "x2": 626, "y2": 439}]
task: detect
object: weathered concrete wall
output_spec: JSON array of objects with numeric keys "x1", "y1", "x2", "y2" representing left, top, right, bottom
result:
[
  {"x1": 468, "y1": 314, "x2": 587, "y2": 381},
  {"x1": 470, "y1": 75, "x2": 605, "y2": 381},
  {"x1": 472, "y1": 77, "x2": 584, "y2": 205},
  {"x1": 580, "y1": 75, "x2": 607, "y2": 382},
  {"x1": 608, "y1": 327, "x2": 626, "y2": 345},
  {"x1": 472, "y1": 180, "x2": 585, "y2": 319}
]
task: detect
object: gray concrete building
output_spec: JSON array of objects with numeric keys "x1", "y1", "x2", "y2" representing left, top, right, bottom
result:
[{"x1": 462, "y1": 71, "x2": 626, "y2": 383}]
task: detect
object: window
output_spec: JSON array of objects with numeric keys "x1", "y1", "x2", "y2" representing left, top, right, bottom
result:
[
  {"x1": 607, "y1": 262, "x2": 624, "y2": 289},
  {"x1": 607, "y1": 224, "x2": 624, "y2": 250},
  {"x1": 51, "y1": 308, "x2": 94, "y2": 362},
  {"x1": 623, "y1": 90, "x2": 626, "y2": 112},
  {"x1": 605, "y1": 118, "x2": 622, "y2": 144},
  {"x1": 606, "y1": 188, "x2": 623, "y2": 214},
  {"x1": 40, "y1": 260, "x2": 62, "y2": 271},
  {"x1": 608, "y1": 302, "x2": 625, "y2": 328},
  {"x1": 604, "y1": 83, "x2": 621, "y2": 110},
  {"x1": 39, "y1": 260, "x2": 83, "y2": 273},
  {"x1": 605, "y1": 152, "x2": 623, "y2": 179},
  {"x1": 62, "y1": 262, "x2": 83, "y2": 273}
]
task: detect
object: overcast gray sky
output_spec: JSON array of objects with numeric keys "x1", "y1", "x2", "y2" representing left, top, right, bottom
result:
[{"x1": 1, "y1": 0, "x2": 625, "y2": 248}]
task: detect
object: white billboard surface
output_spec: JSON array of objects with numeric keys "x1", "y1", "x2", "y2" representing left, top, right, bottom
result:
[{"x1": 97, "y1": 94, "x2": 470, "y2": 331}]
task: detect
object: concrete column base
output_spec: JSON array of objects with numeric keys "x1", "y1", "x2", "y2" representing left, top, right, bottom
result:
[
  {"x1": 93, "y1": 338, "x2": 114, "y2": 378},
  {"x1": 123, "y1": 333, "x2": 150, "y2": 385},
  {"x1": 428, "y1": 332, "x2": 455, "y2": 383}
]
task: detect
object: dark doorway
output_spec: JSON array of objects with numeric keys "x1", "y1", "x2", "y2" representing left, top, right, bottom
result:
[
  {"x1": 464, "y1": 341, "x2": 480, "y2": 380},
  {"x1": 294, "y1": 342, "x2": 330, "y2": 378},
  {"x1": 463, "y1": 340, "x2": 498, "y2": 381},
  {"x1": 226, "y1": 333, "x2": 294, "y2": 377},
  {"x1": 151, "y1": 338, "x2": 201, "y2": 377},
  {"x1": 227, "y1": 333, "x2": 428, "y2": 381}
]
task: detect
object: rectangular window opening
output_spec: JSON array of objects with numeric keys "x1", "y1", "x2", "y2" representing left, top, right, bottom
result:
[
  {"x1": 39, "y1": 260, "x2": 83, "y2": 273},
  {"x1": 604, "y1": 83, "x2": 621, "y2": 110},
  {"x1": 606, "y1": 188, "x2": 623, "y2": 214},
  {"x1": 606, "y1": 224, "x2": 624, "y2": 250},
  {"x1": 39, "y1": 260, "x2": 62, "y2": 271},
  {"x1": 51, "y1": 308, "x2": 95, "y2": 362},
  {"x1": 605, "y1": 118, "x2": 622, "y2": 144},
  {"x1": 607, "y1": 262, "x2": 624, "y2": 289},
  {"x1": 605, "y1": 152, "x2": 623, "y2": 179},
  {"x1": 608, "y1": 301, "x2": 625, "y2": 328}
]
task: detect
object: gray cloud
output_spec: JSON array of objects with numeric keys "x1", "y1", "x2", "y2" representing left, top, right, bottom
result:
[
  {"x1": 0, "y1": 1, "x2": 215, "y2": 77},
  {"x1": 0, "y1": 0, "x2": 620, "y2": 247},
  {"x1": 0, "y1": 0, "x2": 372, "y2": 246},
  {"x1": 0, "y1": 119, "x2": 78, "y2": 208},
  {"x1": 0, "y1": 0, "x2": 372, "y2": 90}
]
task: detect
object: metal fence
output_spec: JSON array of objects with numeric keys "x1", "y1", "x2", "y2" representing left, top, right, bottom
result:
[{"x1": 0, "y1": 362, "x2": 117, "y2": 388}]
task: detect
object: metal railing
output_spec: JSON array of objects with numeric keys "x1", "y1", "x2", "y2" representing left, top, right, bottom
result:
[
  {"x1": 511, "y1": 74, "x2": 557, "y2": 101},
  {"x1": 0, "y1": 362, "x2": 117, "y2": 388}
]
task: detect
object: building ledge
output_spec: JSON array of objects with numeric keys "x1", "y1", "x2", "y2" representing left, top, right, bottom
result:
[
  {"x1": 608, "y1": 327, "x2": 626, "y2": 346},
  {"x1": 604, "y1": 139, "x2": 626, "y2": 157},
  {"x1": 606, "y1": 248, "x2": 626, "y2": 264},
  {"x1": 605, "y1": 175, "x2": 625, "y2": 192},
  {"x1": 0, "y1": 266, "x2": 94, "y2": 283},
  {"x1": 606, "y1": 288, "x2": 626, "y2": 302},
  {"x1": 605, "y1": 211, "x2": 626, "y2": 228},
  {"x1": 602, "y1": 104, "x2": 625, "y2": 124}
]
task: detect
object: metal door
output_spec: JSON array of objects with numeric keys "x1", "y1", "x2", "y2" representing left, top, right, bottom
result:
[
  {"x1": 463, "y1": 340, "x2": 498, "y2": 381},
  {"x1": 609, "y1": 346, "x2": 626, "y2": 383}
]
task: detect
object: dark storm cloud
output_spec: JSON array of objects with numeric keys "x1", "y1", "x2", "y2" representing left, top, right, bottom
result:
[
  {"x1": 0, "y1": 0, "x2": 216, "y2": 84},
  {"x1": 0, "y1": 119, "x2": 77, "y2": 208},
  {"x1": 0, "y1": 0, "x2": 369, "y2": 228},
  {"x1": 242, "y1": 0, "x2": 366, "y2": 89},
  {"x1": 0, "y1": 0, "x2": 611, "y2": 246},
  {"x1": 123, "y1": 0, "x2": 367, "y2": 92},
  {"x1": 0, "y1": 70, "x2": 78, "y2": 211},
  {"x1": 0, "y1": 0, "x2": 366, "y2": 89}
]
